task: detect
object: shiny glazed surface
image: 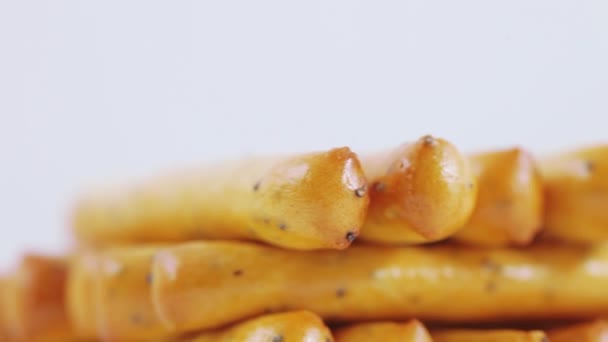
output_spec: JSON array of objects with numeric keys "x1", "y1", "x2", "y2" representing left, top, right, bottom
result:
[
  {"x1": 186, "y1": 311, "x2": 333, "y2": 342},
  {"x1": 73, "y1": 147, "x2": 369, "y2": 250},
  {"x1": 334, "y1": 320, "x2": 431, "y2": 342},
  {"x1": 454, "y1": 147, "x2": 544, "y2": 246},
  {"x1": 360, "y1": 135, "x2": 477, "y2": 244},
  {"x1": 151, "y1": 241, "x2": 608, "y2": 333}
]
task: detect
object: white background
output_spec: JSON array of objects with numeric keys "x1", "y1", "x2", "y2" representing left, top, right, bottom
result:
[{"x1": 0, "y1": 1, "x2": 607, "y2": 269}]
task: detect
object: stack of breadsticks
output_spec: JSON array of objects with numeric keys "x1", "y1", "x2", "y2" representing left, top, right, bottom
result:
[{"x1": 2, "y1": 135, "x2": 608, "y2": 341}]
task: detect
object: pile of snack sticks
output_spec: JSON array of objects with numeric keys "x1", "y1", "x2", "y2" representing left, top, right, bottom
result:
[{"x1": 2, "y1": 135, "x2": 608, "y2": 341}]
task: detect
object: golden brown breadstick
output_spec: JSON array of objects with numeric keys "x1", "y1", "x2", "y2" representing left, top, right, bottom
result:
[
  {"x1": 66, "y1": 252, "x2": 99, "y2": 339},
  {"x1": 360, "y1": 135, "x2": 477, "y2": 244},
  {"x1": 1, "y1": 254, "x2": 73, "y2": 341},
  {"x1": 185, "y1": 311, "x2": 334, "y2": 342},
  {"x1": 542, "y1": 145, "x2": 608, "y2": 243},
  {"x1": 94, "y1": 245, "x2": 170, "y2": 341},
  {"x1": 333, "y1": 320, "x2": 431, "y2": 342},
  {"x1": 453, "y1": 147, "x2": 544, "y2": 246},
  {"x1": 432, "y1": 329, "x2": 547, "y2": 342},
  {"x1": 547, "y1": 320, "x2": 608, "y2": 342},
  {"x1": 73, "y1": 147, "x2": 369, "y2": 250},
  {"x1": 151, "y1": 241, "x2": 608, "y2": 333},
  {"x1": 0, "y1": 278, "x2": 10, "y2": 341}
]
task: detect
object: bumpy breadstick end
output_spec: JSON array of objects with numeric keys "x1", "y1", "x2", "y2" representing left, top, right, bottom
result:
[
  {"x1": 188, "y1": 311, "x2": 334, "y2": 342},
  {"x1": 94, "y1": 246, "x2": 171, "y2": 341},
  {"x1": 542, "y1": 145, "x2": 608, "y2": 243},
  {"x1": 454, "y1": 147, "x2": 544, "y2": 246},
  {"x1": 2, "y1": 255, "x2": 72, "y2": 341},
  {"x1": 73, "y1": 147, "x2": 369, "y2": 250},
  {"x1": 66, "y1": 252, "x2": 99, "y2": 339},
  {"x1": 360, "y1": 135, "x2": 477, "y2": 244},
  {"x1": 334, "y1": 320, "x2": 431, "y2": 342}
]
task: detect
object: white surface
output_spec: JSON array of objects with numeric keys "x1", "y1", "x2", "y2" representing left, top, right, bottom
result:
[{"x1": 0, "y1": 1, "x2": 607, "y2": 268}]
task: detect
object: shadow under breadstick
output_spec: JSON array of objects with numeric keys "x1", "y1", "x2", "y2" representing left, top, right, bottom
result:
[{"x1": 547, "y1": 320, "x2": 608, "y2": 342}]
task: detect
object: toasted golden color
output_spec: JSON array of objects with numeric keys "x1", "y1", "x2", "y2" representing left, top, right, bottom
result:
[
  {"x1": 334, "y1": 320, "x2": 431, "y2": 342},
  {"x1": 360, "y1": 135, "x2": 477, "y2": 244},
  {"x1": 151, "y1": 241, "x2": 608, "y2": 333},
  {"x1": 185, "y1": 311, "x2": 334, "y2": 342},
  {"x1": 73, "y1": 147, "x2": 369, "y2": 250},
  {"x1": 94, "y1": 246, "x2": 170, "y2": 341},
  {"x1": 543, "y1": 145, "x2": 608, "y2": 243},
  {"x1": 1, "y1": 255, "x2": 72, "y2": 341},
  {"x1": 433, "y1": 329, "x2": 547, "y2": 342},
  {"x1": 66, "y1": 252, "x2": 99, "y2": 339},
  {"x1": 454, "y1": 147, "x2": 544, "y2": 246},
  {"x1": 0, "y1": 278, "x2": 9, "y2": 341},
  {"x1": 548, "y1": 320, "x2": 608, "y2": 342}
]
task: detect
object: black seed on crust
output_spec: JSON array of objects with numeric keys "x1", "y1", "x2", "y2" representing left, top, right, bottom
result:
[
  {"x1": 346, "y1": 231, "x2": 357, "y2": 243},
  {"x1": 422, "y1": 135, "x2": 436, "y2": 146}
]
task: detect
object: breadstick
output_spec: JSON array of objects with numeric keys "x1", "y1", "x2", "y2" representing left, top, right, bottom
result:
[
  {"x1": 432, "y1": 329, "x2": 547, "y2": 342},
  {"x1": 453, "y1": 147, "x2": 543, "y2": 246},
  {"x1": 547, "y1": 320, "x2": 608, "y2": 342},
  {"x1": 151, "y1": 241, "x2": 608, "y2": 333},
  {"x1": 360, "y1": 135, "x2": 477, "y2": 244},
  {"x1": 0, "y1": 278, "x2": 10, "y2": 341},
  {"x1": 66, "y1": 252, "x2": 99, "y2": 339},
  {"x1": 1, "y1": 255, "x2": 73, "y2": 341},
  {"x1": 72, "y1": 147, "x2": 369, "y2": 250},
  {"x1": 542, "y1": 145, "x2": 608, "y2": 243},
  {"x1": 333, "y1": 320, "x2": 431, "y2": 342},
  {"x1": 94, "y1": 245, "x2": 171, "y2": 341},
  {"x1": 185, "y1": 311, "x2": 333, "y2": 342}
]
